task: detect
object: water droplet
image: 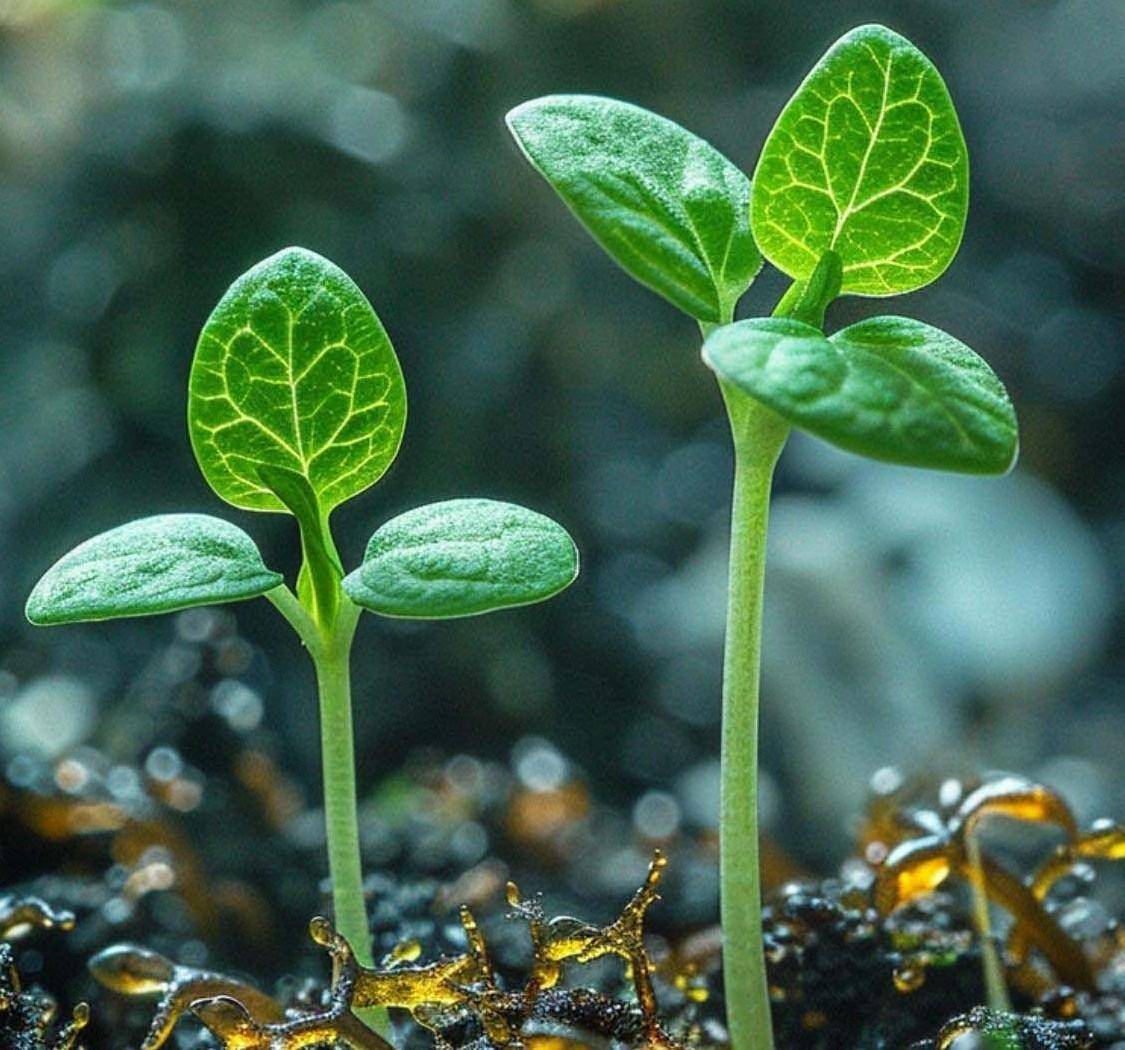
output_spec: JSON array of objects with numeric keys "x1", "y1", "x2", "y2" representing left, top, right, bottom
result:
[{"x1": 893, "y1": 965, "x2": 925, "y2": 993}]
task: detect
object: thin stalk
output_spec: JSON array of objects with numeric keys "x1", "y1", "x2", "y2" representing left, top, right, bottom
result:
[
  {"x1": 313, "y1": 609, "x2": 367, "y2": 961},
  {"x1": 965, "y1": 830, "x2": 1012, "y2": 1013},
  {"x1": 266, "y1": 584, "x2": 320, "y2": 653},
  {"x1": 269, "y1": 581, "x2": 390, "y2": 1037},
  {"x1": 313, "y1": 601, "x2": 392, "y2": 1035},
  {"x1": 718, "y1": 382, "x2": 789, "y2": 1050},
  {"x1": 974, "y1": 854, "x2": 1094, "y2": 991}
]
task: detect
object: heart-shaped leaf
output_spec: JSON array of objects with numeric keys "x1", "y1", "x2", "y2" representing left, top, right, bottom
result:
[
  {"x1": 752, "y1": 25, "x2": 969, "y2": 296},
  {"x1": 26, "y1": 514, "x2": 282, "y2": 625},
  {"x1": 342, "y1": 499, "x2": 579, "y2": 619},
  {"x1": 702, "y1": 315, "x2": 1018, "y2": 474},
  {"x1": 189, "y1": 247, "x2": 407, "y2": 515},
  {"x1": 507, "y1": 95, "x2": 761, "y2": 322}
]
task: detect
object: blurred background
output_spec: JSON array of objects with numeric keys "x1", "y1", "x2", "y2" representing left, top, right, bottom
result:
[{"x1": 0, "y1": 0, "x2": 1121, "y2": 888}]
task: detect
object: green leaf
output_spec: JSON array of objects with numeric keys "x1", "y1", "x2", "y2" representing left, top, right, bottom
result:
[
  {"x1": 26, "y1": 514, "x2": 282, "y2": 625},
  {"x1": 751, "y1": 24, "x2": 969, "y2": 297},
  {"x1": 188, "y1": 247, "x2": 407, "y2": 515},
  {"x1": 256, "y1": 464, "x2": 343, "y2": 624},
  {"x1": 702, "y1": 315, "x2": 1018, "y2": 474},
  {"x1": 342, "y1": 499, "x2": 579, "y2": 619},
  {"x1": 773, "y1": 249, "x2": 842, "y2": 328},
  {"x1": 507, "y1": 95, "x2": 762, "y2": 322}
]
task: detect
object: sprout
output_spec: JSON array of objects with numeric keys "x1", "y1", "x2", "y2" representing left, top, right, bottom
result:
[
  {"x1": 27, "y1": 247, "x2": 579, "y2": 1036},
  {"x1": 508, "y1": 24, "x2": 1017, "y2": 1050}
]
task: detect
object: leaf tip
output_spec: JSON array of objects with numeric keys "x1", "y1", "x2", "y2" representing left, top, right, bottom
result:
[
  {"x1": 836, "y1": 22, "x2": 906, "y2": 49},
  {"x1": 998, "y1": 434, "x2": 1021, "y2": 477},
  {"x1": 251, "y1": 244, "x2": 334, "y2": 279},
  {"x1": 504, "y1": 98, "x2": 536, "y2": 132},
  {"x1": 505, "y1": 95, "x2": 569, "y2": 141},
  {"x1": 505, "y1": 94, "x2": 602, "y2": 149},
  {"x1": 24, "y1": 588, "x2": 51, "y2": 628}
]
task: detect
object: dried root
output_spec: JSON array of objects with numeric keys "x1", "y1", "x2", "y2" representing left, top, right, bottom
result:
[
  {"x1": 0, "y1": 907, "x2": 89, "y2": 1050},
  {"x1": 869, "y1": 775, "x2": 1122, "y2": 993},
  {"x1": 90, "y1": 851, "x2": 680, "y2": 1050},
  {"x1": 191, "y1": 922, "x2": 391, "y2": 1049},
  {"x1": 89, "y1": 943, "x2": 286, "y2": 1050},
  {"x1": 0, "y1": 896, "x2": 75, "y2": 942}
]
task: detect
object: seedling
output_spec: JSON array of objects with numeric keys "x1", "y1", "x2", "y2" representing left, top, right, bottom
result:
[
  {"x1": 508, "y1": 24, "x2": 1018, "y2": 1050},
  {"x1": 26, "y1": 247, "x2": 579, "y2": 1034}
]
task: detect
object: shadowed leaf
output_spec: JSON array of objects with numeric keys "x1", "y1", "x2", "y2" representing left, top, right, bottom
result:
[
  {"x1": 508, "y1": 95, "x2": 761, "y2": 322},
  {"x1": 26, "y1": 514, "x2": 281, "y2": 625},
  {"x1": 703, "y1": 315, "x2": 1017, "y2": 474},
  {"x1": 256, "y1": 464, "x2": 343, "y2": 622},
  {"x1": 343, "y1": 499, "x2": 578, "y2": 619}
]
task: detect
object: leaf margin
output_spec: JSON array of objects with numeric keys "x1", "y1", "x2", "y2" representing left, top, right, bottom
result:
[
  {"x1": 342, "y1": 497, "x2": 580, "y2": 620},
  {"x1": 702, "y1": 313, "x2": 1018, "y2": 475},
  {"x1": 26, "y1": 513, "x2": 283, "y2": 626},
  {"x1": 507, "y1": 93, "x2": 762, "y2": 322}
]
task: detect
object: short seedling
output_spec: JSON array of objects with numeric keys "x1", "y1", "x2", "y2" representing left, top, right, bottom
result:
[
  {"x1": 26, "y1": 247, "x2": 579, "y2": 1034},
  {"x1": 508, "y1": 24, "x2": 1017, "y2": 1050}
]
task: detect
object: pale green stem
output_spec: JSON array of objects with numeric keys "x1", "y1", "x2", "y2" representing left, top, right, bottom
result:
[
  {"x1": 718, "y1": 382, "x2": 789, "y2": 1050},
  {"x1": 266, "y1": 584, "x2": 321, "y2": 653},
  {"x1": 966, "y1": 830, "x2": 1013, "y2": 1013},
  {"x1": 313, "y1": 612, "x2": 369, "y2": 959},
  {"x1": 268, "y1": 585, "x2": 389, "y2": 1036}
]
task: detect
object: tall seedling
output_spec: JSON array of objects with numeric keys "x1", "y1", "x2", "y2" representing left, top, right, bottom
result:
[
  {"x1": 27, "y1": 248, "x2": 579, "y2": 1034},
  {"x1": 507, "y1": 25, "x2": 1017, "y2": 1050}
]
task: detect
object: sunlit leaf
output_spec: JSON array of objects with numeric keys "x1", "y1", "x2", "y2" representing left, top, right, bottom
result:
[
  {"x1": 343, "y1": 499, "x2": 579, "y2": 619},
  {"x1": 26, "y1": 514, "x2": 282, "y2": 625},
  {"x1": 508, "y1": 95, "x2": 761, "y2": 322},
  {"x1": 188, "y1": 247, "x2": 406, "y2": 515},
  {"x1": 752, "y1": 25, "x2": 969, "y2": 296},
  {"x1": 702, "y1": 315, "x2": 1017, "y2": 474}
]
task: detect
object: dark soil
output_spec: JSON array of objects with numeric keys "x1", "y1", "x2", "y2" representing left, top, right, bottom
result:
[{"x1": 1, "y1": 616, "x2": 1121, "y2": 1049}]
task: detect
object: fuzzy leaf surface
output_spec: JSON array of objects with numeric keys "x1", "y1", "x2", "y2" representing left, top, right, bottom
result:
[
  {"x1": 703, "y1": 315, "x2": 1017, "y2": 473},
  {"x1": 26, "y1": 514, "x2": 282, "y2": 625},
  {"x1": 189, "y1": 247, "x2": 406, "y2": 514},
  {"x1": 343, "y1": 499, "x2": 579, "y2": 619},
  {"x1": 507, "y1": 95, "x2": 761, "y2": 322},
  {"x1": 752, "y1": 24, "x2": 968, "y2": 296}
]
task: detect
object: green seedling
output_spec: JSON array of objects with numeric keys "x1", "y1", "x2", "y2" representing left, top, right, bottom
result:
[
  {"x1": 508, "y1": 24, "x2": 1017, "y2": 1050},
  {"x1": 26, "y1": 247, "x2": 579, "y2": 1035}
]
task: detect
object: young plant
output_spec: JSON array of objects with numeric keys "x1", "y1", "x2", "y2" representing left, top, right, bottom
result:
[
  {"x1": 507, "y1": 24, "x2": 1017, "y2": 1050},
  {"x1": 25, "y1": 247, "x2": 579, "y2": 1033}
]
